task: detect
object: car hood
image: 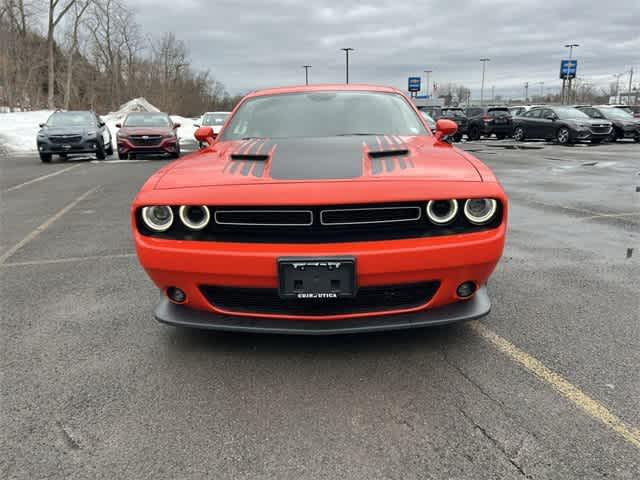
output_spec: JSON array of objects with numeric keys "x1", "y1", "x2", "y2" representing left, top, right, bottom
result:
[
  {"x1": 155, "y1": 135, "x2": 482, "y2": 189},
  {"x1": 39, "y1": 126, "x2": 95, "y2": 135},
  {"x1": 118, "y1": 127, "x2": 174, "y2": 136}
]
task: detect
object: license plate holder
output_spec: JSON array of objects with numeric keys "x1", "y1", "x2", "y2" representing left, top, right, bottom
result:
[{"x1": 278, "y1": 257, "x2": 356, "y2": 299}]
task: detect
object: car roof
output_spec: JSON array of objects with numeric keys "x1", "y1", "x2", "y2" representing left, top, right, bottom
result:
[{"x1": 245, "y1": 84, "x2": 403, "y2": 99}]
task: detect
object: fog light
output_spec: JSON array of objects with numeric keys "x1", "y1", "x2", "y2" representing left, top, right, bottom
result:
[
  {"x1": 456, "y1": 282, "x2": 476, "y2": 298},
  {"x1": 167, "y1": 286, "x2": 186, "y2": 303}
]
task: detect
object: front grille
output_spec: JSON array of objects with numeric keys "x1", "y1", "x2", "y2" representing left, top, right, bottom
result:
[
  {"x1": 591, "y1": 126, "x2": 610, "y2": 134},
  {"x1": 200, "y1": 282, "x2": 440, "y2": 316},
  {"x1": 136, "y1": 201, "x2": 504, "y2": 243},
  {"x1": 215, "y1": 210, "x2": 313, "y2": 226},
  {"x1": 49, "y1": 135, "x2": 81, "y2": 144},
  {"x1": 320, "y1": 206, "x2": 421, "y2": 225},
  {"x1": 130, "y1": 135, "x2": 162, "y2": 146}
]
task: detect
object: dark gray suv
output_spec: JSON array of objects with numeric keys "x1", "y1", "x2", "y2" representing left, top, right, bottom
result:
[{"x1": 37, "y1": 111, "x2": 113, "y2": 162}]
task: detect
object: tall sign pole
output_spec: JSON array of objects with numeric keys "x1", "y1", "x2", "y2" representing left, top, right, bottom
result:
[
  {"x1": 564, "y1": 43, "x2": 579, "y2": 103},
  {"x1": 302, "y1": 65, "x2": 312, "y2": 85}
]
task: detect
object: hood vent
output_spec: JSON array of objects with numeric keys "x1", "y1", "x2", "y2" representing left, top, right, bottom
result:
[
  {"x1": 230, "y1": 153, "x2": 269, "y2": 161},
  {"x1": 368, "y1": 148, "x2": 409, "y2": 158}
]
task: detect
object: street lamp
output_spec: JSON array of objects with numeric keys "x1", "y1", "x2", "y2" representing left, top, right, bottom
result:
[
  {"x1": 340, "y1": 48, "x2": 354, "y2": 84},
  {"x1": 302, "y1": 65, "x2": 312, "y2": 85},
  {"x1": 423, "y1": 70, "x2": 432, "y2": 98},
  {"x1": 479, "y1": 58, "x2": 490, "y2": 105}
]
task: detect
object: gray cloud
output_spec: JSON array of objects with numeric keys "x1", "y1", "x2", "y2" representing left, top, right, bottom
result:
[{"x1": 127, "y1": 0, "x2": 639, "y2": 99}]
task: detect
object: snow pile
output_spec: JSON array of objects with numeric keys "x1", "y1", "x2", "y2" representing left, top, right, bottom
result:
[
  {"x1": 0, "y1": 110, "x2": 52, "y2": 152},
  {"x1": 0, "y1": 98, "x2": 198, "y2": 153}
]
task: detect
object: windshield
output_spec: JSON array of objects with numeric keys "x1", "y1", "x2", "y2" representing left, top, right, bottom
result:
[
  {"x1": 600, "y1": 108, "x2": 633, "y2": 120},
  {"x1": 442, "y1": 109, "x2": 465, "y2": 118},
  {"x1": 220, "y1": 91, "x2": 428, "y2": 140},
  {"x1": 124, "y1": 113, "x2": 171, "y2": 127},
  {"x1": 201, "y1": 113, "x2": 229, "y2": 125},
  {"x1": 46, "y1": 111, "x2": 95, "y2": 127},
  {"x1": 553, "y1": 107, "x2": 590, "y2": 120},
  {"x1": 420, "y1": 111, "x2": 436, "y2": 129}
]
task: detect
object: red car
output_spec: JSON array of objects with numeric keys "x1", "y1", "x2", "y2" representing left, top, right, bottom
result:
[
  {"x1": 132, "y1": 85, "x2": 507, "y2": 334},
  {"x1": 116, "y1": 112, "x2": 181, "y2": 159}
]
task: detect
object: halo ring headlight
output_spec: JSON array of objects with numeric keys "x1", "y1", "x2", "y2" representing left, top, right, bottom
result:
[
  {"x1": 141, "y1": 206, "x2": 173, "y2": 232},
  {"x1": 179, "y1": 205, "x2": 210, "y2": 230},
  {"x1": 426, "y1": 199, "x2": 458, "y2": 225},
  {"x1": 464, "y1": 198, "x2": 498, "y2": 225}
]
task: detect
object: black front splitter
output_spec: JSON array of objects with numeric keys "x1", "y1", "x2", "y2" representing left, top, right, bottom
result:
[{"x1": 154, "y1": 287, "x2": 491, "y2": 335}]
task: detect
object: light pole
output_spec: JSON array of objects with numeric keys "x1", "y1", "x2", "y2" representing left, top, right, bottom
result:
[
  {"x1": 491, "y1": 85, "x2": 495, "y2": 103},
  {"x1": 538, "y1": 81, "x2": 544, "y2": 99},
  {"x1": 340, "y1": 48, "x2": 354, "y2": 84},
  {"x1": 563, "y1": 43, "x2": 579, "y2": 103},
  {"x1": 613, "y1": 73, "x2": 624, "y2": 103},
  {"x1": 302, "y1": 65, "x2": 312, "y2": 85},
  {"x1": 523, "y1": 82, "x2": 529, "y2": 102},
  {"x1": 423, "y1": 69, "x2": 432, "y2": 98},
  {"x1": 628, "y1": 68, "x2": 634, "y2": 105},
  {"x1": 480, "y1": 58, "x2": 490, "y2": 105}
]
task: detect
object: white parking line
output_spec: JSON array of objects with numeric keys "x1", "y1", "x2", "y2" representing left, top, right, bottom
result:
[
  {"x1": 0, "y1": 187, "x2": 99, "y2": 265},
  {"x1": 3, "y1": 164, "x2": 81, "y2": 193},
  {"x1": 0, "y1": 253, "x2": 135, "y2": 268}
]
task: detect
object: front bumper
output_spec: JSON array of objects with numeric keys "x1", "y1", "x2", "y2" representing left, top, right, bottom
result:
[
  {"x1": 38, "y1": 138, "x2": 99, "y2": 154},
  {"x1": 573, "y1": 126, "x2": 612, "y2": 140},
  {"x1": 117, "y1": 137, "x2": 178, "y2": 155},
  {"x1": 155, "y1": 286, "x2": 491, "y2": 334},
  {"x1": 135, "y1": 221, "x2": 506, "y2": 327}
]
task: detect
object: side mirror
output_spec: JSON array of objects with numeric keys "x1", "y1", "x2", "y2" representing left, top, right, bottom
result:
[
  {"x1": 194, "y1": 126, "x2": 217, "y2": 146},
  {"x1": 39, "y1": 123, "x2": 45, "y2": 128},
  {"x1": 115, "y1": 123, "x2": 122, "y2": 128},
  {"x1": 173, "y1": 123, "x2": 181, "y2": 129},
  {"x1": 193, "y1": 124, "x2": 200, "y2": 128},
  {"x1": 99, "y1": 121, "x2": 106, "y2": 127},
  {"x1": 546, "y1": 115, "x2": 556, "y2": 121},
  {"x1": 434, "y1": 119, "x2": 458, "y2": 142}
]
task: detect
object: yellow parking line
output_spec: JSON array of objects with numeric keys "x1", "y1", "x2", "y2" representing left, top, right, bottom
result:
[{"x1": 468, "y1": 321, "x2": 640, "y2": 450}]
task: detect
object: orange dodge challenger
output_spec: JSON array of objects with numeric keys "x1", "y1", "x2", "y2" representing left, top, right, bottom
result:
[{"x1": 132, "y1": 85, "x2": 507, "y2": 334}]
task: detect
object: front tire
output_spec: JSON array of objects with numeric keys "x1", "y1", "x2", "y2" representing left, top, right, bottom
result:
[
  {"x1": 468, "y1": 125, "x2": 481, "y2": 141},
  {"x1": 40, "y1": 153, "x2": 52, "y2": 163},
  {"x1": 95, "y1": 142, "x2": 106, "y2": 160},
  {"x1": 118, "y1": 151, "x2": 129, "y2": 160},
  {"x1": 634, "y1": 133, "x2": 639, "y2": 143},
  {"x1": 105, "y1": 141, "x2": 114, "y2": 156},
  {"x1": 556, "y1": 127, "x2": 571, "y2": 145},
  {"x1": 590, "y1": 138, "x2": 603, "y2": 144},
  {"x1": 513, "y1": 126, "x2": 525, "y2": 141}
]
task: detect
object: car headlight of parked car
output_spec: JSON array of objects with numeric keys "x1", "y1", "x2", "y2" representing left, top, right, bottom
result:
[
  {"x1": 141, "y1": 206, "x2": 174, "y2": 232},
  {"x1": 575, "y1": 122, "x2": 590, "y2": 128},
  {"x1": 464, "y1": 199, "x2": 498, "y2": 225},
  {"x1": 86, "y1": 130, "x2": 97, "y2": 138}
]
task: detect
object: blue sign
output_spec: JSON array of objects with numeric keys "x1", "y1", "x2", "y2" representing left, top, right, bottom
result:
[
  {"x1": 560, "y1": 59, "x2": 577, "y2": 79},
  {"x1": 408, "y1": 77, "x2": 421, "y2": 92},
  {"x1": 415, "y1": 95, "x2": 430, "y2": 99}
]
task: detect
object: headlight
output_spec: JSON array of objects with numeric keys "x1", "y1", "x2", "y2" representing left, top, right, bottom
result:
[
  {"x1": 141, "y1": 206, "x2": 174, "y2": 232},
  {"x1": 576, "y1": 122, "x2": 589, "y2": 128},
  {"x1": 179, "y1": 205, "x2": 210, "y2": 230},
  {"x1": 87, "y1": 130, "x2": 97, "y2": 137},
  {"x1": 426, "y1": 199, "x2": 458, "y2": 225},
  {"x1": 464, "y1": 199, "x2": 498, "y2": 225},
  {"x1": 37, "y1": 133, "x2": 46, "y2": 139}
]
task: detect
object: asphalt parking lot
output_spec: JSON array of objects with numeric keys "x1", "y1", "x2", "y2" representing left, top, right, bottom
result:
[{"x1": 1, "y1": 139, "x2": 638, "y2": 479}]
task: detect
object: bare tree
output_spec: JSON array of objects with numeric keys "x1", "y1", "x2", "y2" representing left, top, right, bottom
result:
[
  {"x1": 46, "y1": 0, "x2": 77, "y2": 108},
  {"x1": 63, "y1": 0, "x2": 90, "y2": 108}
]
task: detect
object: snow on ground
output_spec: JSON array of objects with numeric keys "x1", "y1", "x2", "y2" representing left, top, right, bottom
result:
[
  {"x1": 0, "y1": 110, "x2": 52, "y2": 152},
  {"x1": 0, "y1": 98, "x2": 198, "y2": 153}
]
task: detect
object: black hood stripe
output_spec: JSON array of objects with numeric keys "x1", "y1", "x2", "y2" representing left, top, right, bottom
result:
[
  {"x1": 370, "y1": 158, "x2": 383, "y2": 175},
  {"x1": 240, "y1": 160, "x2": 252, "y2": 176}
]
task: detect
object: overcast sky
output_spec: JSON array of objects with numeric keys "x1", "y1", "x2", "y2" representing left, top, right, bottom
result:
[{"x1": 128, "y1": 0, "x2": 639, "y2": 99}]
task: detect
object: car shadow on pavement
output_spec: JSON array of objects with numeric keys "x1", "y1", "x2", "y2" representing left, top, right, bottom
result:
[{"x1": 163, "y1": 321, "x2": 469, "y2": 357}]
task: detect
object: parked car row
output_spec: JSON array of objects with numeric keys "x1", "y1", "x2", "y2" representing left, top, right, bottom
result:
[
  {"x1": 35, "y1": 110, "x2": 230, "y2": 162},
  {"x1": 416, "y1": 103, "x2": 639, "y2": 145}
]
